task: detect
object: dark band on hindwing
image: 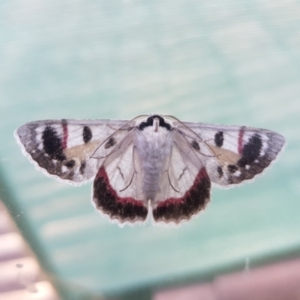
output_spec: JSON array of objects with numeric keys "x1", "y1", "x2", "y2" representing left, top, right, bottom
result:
[
  {"x1": 93, "y1": 167, "x2": 148, "y2": 222},
  {"x1": 153, "y1": 168, "x2": 211, "y2": 223}
]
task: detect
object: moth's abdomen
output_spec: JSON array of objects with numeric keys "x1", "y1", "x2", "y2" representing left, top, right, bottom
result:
[
  {"x1": 141, "y1": 150, "x2": 170, "y2": 200},
  {"x1": 142, "y1": 169, "x2": 161, "y2": 200}
]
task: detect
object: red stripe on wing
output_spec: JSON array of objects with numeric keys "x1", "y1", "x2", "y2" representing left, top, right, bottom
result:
[
  {"x1": 153, "y1": 167, "x2": 211, "y2": 223},
  {"x1": 238, "y1": 127, "x2": 245, "y2": 154},
  {"x1": 96, "y1": 167, "x2": 145, "y2": 206},
  {"x1": 93, "y1": 167, "x2": 148, "y2": 222},
  {"x1": 62, "y1": 120, "x2": 68, "y2": 149}
]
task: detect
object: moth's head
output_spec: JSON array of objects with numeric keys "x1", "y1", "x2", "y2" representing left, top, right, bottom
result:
[{"x1": 138, "y1": 115, "x2": 171, "y2": 132}]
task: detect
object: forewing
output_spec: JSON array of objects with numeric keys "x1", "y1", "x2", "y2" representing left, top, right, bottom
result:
[
  {"x1": 15, "y1": 119, "x2": 129, "y2": 184},
  {"x1": 152, "y1": 131, "x2": 211, "y2": 223},
  {"x1": 177, "y1": 121, "x2": 285, "y2": 186},
  {"x1": 93, "y1": 131, "x2": 148, "y2": 223}
]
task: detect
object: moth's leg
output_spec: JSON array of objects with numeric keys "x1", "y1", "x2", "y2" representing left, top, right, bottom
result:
[
  {"x1": 164, "y1": 169, "x2": 180, "y2": 193},
  {"x1": 172, "y1": 139, "x2": 204, "y2": 167},
  {"x1": 176, "y1": 129, "x2": 220, "y2": 159},
  {"x1": 90, "y1": 137, "x2": 126, "y2": 160},
  {"x1": 176, "y1": 129, "x2": 204, "y2": 141},
  {"x1": 90, "y1": 128, "x2": 136, "y2": 164},
  {"x1": 119, "y1": 146, "x2": 138, "y2": 192},
  {"x1": 162, "y1": 146, "x2": 180, "y2": 193},
  {"x1": 90, "y1": 118, "x2": 141, "y2": 158}
]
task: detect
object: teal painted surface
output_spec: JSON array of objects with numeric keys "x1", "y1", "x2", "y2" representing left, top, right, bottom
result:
[{"x1": 0, "y1": 0, "x2": 299, "y2": 299}]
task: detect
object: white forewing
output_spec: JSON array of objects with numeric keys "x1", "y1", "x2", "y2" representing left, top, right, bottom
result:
[
  {"x1": 16, "y1": 119, "x2": 129, "y2": 184},
  {"x1": 175, "y1": 119, "x2": 285, "y2": 186}
]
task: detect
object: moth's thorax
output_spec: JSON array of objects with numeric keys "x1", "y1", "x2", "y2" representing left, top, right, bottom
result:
[{"x1": 135, "y1": 119, "x2": 173, "y2": 201}]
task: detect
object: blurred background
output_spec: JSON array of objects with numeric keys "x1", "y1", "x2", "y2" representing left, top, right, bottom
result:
[{"x1": 0, "y1": 0, "x2": 299, "y2": 299}]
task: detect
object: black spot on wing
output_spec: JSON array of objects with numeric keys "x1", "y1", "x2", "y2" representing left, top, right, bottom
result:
[
  {"x1": 217, "y1": 166, "x2": 223, "y2": 178},
  {"x1": 214, "y1": 131, "x2": 224, "y2": 147},
  {"x1": 65, "y1": 160, "x2": 75, "y2": 168},
  {"x1": 42, "y1": 126, "x2": 66, "y2": 161},
  {"x1": 191, "y1": 140, "x2": 200, "y2": 151},
  {"x1": 228, "y1": 164, "x2": 238, "y2": 173},
  {"x1": 153, "y1": 168, "x2": 211, "y2": 223},
  {"x1": 80, "y1": 161, "x2": 86, "y2": 174},
  {"x1": 238, "y1": 134, "x2": 262, "y2": 167},
  {"x1": 225, "y1": 132, "x2": 284, "y2": 185},
  {"x1": 93, "y1": 167, "x2": 148, "y2": 222},
  {"x1": 21, "y1": 123, "x2": 95, "y2": 182},
  {"x1": 105, "y1": 137, "x2": 116, "y2": 149},
  {"x1": 138, "y1": 115, "x2": 171, "y2": 131},
  {"x1": 83, "y1": 126, "x2": 92, "y2": 143}
]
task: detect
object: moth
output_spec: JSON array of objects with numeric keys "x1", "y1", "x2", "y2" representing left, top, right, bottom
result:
[{"x1": 15, "y1": 115, "x2": 285, "y2": 225}]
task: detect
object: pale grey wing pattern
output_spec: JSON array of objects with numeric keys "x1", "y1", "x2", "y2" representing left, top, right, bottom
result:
[
  {"x1": 15, "y1": 119, "x2": 130, "y2": 185},
  {"x1": 174, "y1": 120, "x2": 285, "y2": 186},
  {"x1": 92, "y1": 129, "x2": 148, "y2": 223},
  {"x1": 152, "y1": 130, "x2": 211, "y2": 223}
]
